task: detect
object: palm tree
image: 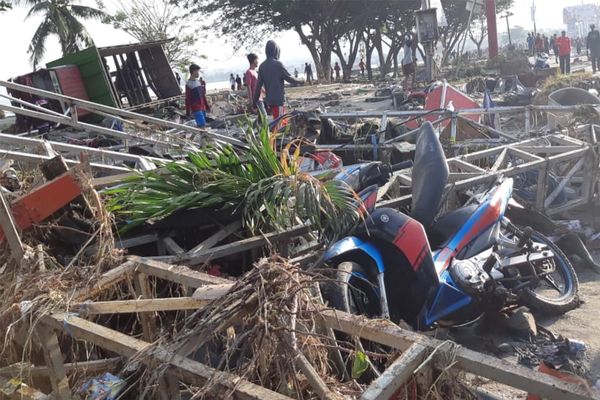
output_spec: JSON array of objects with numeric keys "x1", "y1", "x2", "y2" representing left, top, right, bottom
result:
[
  {"x1": 0, "y1": 1, "x2": 12, "y2": 12},
  {"x1": 16, "y1": 0, "x2": 106, "y2": 68}
]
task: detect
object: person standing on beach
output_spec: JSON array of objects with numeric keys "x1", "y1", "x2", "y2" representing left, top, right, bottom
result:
[
  {"x1": 253, "y1": 40, "x2": 303, "y2": 126},
  {"x1": 401, "y1": 35, "x2": 416, "y2": 91},
  {"x1": 229, "y1": 74, "x2": 235, "y2": 90},
  {"x1": 245, "y1": 53, "x2": 266, "y2": 117},
  {"x1": 334, "y1": 62, "x2": 341, "y2": 81},
  {"x1": 305, "y1": 63, "x2": 313, "y2": 84},
  {"x1": 235, "y1": 74, "x2": 242, "y2": 90},
  {"x1": 587, "y1": 25, "x2": 600, "y2": 73},
  {"x1": 359, "y1": 58, "x2": 365, "y2": 77},
  {"x1": 527, "y1": 33, "x2": 534, "y2": 55},
  {"x1": 556, "y1": 31, "x2": 571, "y2": 74},
  {"x1": 185, "y1": 63, "x2": 210, "y2": 127}
]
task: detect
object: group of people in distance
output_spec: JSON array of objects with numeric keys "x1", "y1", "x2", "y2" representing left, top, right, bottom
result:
[
  {"x1": 526, "y1": 25, "x2": 600, "y2": 75},
  {"x1": 185, "y1": 40, "x2": 303, "y2": 129},
  {"x1": 229, "y1": 74, "x2": 243, "y2": 91},
  {"x1": 184, "y1": 33, "x2": 422, "y2": 129}
]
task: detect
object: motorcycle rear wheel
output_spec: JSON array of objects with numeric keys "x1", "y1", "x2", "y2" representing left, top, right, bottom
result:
[{"x1": 519, "y1": 231, "x2": 580, "y2": 315}]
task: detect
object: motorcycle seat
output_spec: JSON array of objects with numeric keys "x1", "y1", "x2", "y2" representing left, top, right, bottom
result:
[{"x1": 427, "y1": 204, "x2": 478, "y2": 249}]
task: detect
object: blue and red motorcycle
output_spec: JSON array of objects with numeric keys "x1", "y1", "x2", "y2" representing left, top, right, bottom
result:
[{"x1": 322, "y1": 122, "x2": 579, "y2": 330}]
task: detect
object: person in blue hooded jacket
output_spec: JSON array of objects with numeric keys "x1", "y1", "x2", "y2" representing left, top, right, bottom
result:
[{"x1": 253, "y1": 40, "x2": 303, "y2": 123}]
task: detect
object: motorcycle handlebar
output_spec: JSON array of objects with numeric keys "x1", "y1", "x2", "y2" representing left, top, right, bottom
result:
[{"x1": 391, "y1": 160, "x2": 413, "y2": 172}]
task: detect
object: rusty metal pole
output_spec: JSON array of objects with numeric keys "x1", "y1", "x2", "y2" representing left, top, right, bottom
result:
[{"x1": 486, "y1": 0, "x2": 499, "y2": 58}]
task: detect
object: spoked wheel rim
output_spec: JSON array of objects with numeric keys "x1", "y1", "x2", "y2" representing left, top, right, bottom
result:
[
  {"x1": 501, "y1": 229, "x2": 576, "y2": 303},
  {"x1": 528, "y1": 235, "x2": 575, "y2": 303}
]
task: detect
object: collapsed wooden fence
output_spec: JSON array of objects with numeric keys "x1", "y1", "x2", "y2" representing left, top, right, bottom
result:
[{"x1": 3, "y1": 255, "x2": 596, "y2": 400}]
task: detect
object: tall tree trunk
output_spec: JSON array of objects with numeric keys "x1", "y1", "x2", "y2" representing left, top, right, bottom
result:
[
  {"x1": 295, "y1": 25, "x2": 332, "y2": 82},
  {"x1": 392, "y1": 46, "x2": 401, "y2": 78},
  {"x1": 373, "y1": 29, "x2": 387, "y2": 77},
  {"x1": 366, "y1": 45, "x2": 374, "y2": 81},
  {"x1": 320, "y1": 45, "x2": 332, "y2": 82}
]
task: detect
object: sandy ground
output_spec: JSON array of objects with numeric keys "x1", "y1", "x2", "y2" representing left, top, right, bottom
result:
[{"x1": 541, "y1": 258, "x2": 600, "y2": 381}]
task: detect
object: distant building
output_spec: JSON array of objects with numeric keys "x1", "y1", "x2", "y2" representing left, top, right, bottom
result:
[{"x1": 563, "y1": 4, "x2": 600, "y2": 39}]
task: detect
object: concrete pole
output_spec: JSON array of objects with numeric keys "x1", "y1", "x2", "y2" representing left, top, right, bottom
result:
[{"x1": 486, "y1": 0, "x2": 499, "y2": 58}]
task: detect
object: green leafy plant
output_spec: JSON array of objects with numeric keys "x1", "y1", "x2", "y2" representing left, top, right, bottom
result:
[
  {"x1": 105, "y1": 121, "x2": 361, "y2": 241},
  {"x1": 351, "y1": 351, "x2": 369, "y2": 379}
]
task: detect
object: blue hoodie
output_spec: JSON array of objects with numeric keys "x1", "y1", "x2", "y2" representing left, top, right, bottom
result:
[{"x1": 253, "y1": 40, "x2": 301, "y2": 107}]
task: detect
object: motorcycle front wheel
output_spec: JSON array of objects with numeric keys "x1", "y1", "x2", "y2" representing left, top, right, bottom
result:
[
  {"x1": 320, "y1": 261, "x2": 386, "y2": 381},
  {"x1": 321, "y1": 261, "x2": 382, "y2": 318},
  {"x1": 518, "y1": 231, "x2": 580, "y2": 315}
]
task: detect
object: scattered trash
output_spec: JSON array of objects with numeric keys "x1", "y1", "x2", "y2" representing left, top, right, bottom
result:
[
  {"x1": 526, "y1": 362, "x2": 593, "y2": 400},
  {"x1": 78, "y1": 373, "x2": 126, "y2": 400}
]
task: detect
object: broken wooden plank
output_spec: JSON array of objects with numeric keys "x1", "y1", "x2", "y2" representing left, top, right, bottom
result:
[
  {"x1": 509, "y1": 147, "x2": 544, "y2": 162},
  {"x1": 535, "y1": 162, "x2": 549, "y2": 212},
  {"x1": 92, "y1": 171, "x2": 139, "y2": 189},
  {"x1": 449, "y1": 158, "x2": 487, "y2": 173},
  {"x1": 192, "y1": 284, "x2": 233, "y2": 301},
  {"x1": 132, "y1": 272, "x2": 158, "y2": 342},
  {"x1": 0, "y1": 358, "x2": 122, "y2": 378},
  {"x1": 0, "y1": 190, "x2": 24, "y2": 261},
  {"x1": 184, "y1": 224, "x2": 312, "y2": 266},
  {"x1": 188, "y1": 220, "x2": 242, "y2": 255},
  {"x1": 546, "y1": 197, "x2": 589, "y2": 216},
  {"x1": 42, "y1": 313, "x2": 292, "y2": 400},
  {"x1": 516, "y1": 146, "x2": 582, "y2": 154},
  {"x1": 320, "y1": 310, "x2": 597, "y2": 400},
  {"x1": 544, "y1": 157, "x2": 585, "y2": 208},
  {"x1": 490, "y1": 148, "x2": 508, "y2": 172},
  {"x1": 71, "y1": 260, "x2": 137, "y2": 301},
  {"x1": 133, "y1": 257, "x2": 232, "y2": 287},
  {"x1": 72, "y1": 297, "x2": 209, "y2": 314},
  {"x1": 1, "y1": 165, "x2": 84, "y2": 242},
  {"x1": 36, "y1": 325, "x2": 71, "y2": 399},
  {"x1": 282, "y1": 332, "x2": 342, "y2": 400},
  {"x1": 132, "y1": 271, "x2": 181, "y2": 400},
  {"x1": 116, "y1": 233, "x2": 162, "y2": 249},
  {"x1": 162, "y1": 237, "x2": 185, "y2": 255},
  {"x1": 360, "y1": 343, "x2": 429, "y2": 400}
]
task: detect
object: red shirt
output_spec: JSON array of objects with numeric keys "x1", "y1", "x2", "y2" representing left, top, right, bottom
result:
[
  {"x1": 556, "y1": 36, "x2": 571, "y2": 56},
  {"x1": 185, "y1": 79, "x2": 207, "y2": 113},
  {"x1": 245, "y1": 68, "x2": 258, "y2": 101}
]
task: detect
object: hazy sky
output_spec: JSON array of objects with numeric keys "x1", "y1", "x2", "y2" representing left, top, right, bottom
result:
[{"x1": 0, "y1": 0, "x2": 598, "y2": 81}]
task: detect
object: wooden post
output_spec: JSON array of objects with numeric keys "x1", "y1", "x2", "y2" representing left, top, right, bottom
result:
[
  {"x1": 132, "y1": 272, "x2": 181, "y2": 400},
  {"x1": 535, "y1": 161, "x2": 549, "y2": 212},
  {"x1": 0, "y1": 190, "x2": 24, "y2": 261},
  {"x1": 361, "y1": 343, "x2": 429, "y2": 400},
  {"x1": 37, "y1": 325, "x2": 71, "y2": 400}
]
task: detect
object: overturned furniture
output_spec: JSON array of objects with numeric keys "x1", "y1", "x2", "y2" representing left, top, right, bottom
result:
[{"x1": 8, "y1": 39, "x2": 181, "y2": 115}]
